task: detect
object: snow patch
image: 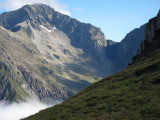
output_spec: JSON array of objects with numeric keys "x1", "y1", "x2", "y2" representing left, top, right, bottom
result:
[
  {"x1": 40, "y1": 25, "x2": 57, "y2": 33},
  {"x1": 40, "y1": 25, "x2": 52, "y2": 32}
]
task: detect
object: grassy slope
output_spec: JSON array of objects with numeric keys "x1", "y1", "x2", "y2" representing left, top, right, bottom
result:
[{"x1": 23, "y1": 48, "x2": 160, "y2": 120}]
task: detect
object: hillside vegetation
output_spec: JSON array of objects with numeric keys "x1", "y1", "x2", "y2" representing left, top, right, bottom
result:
[{"x1": 23, "y1": 47, "x2": 160, "y2": 120}]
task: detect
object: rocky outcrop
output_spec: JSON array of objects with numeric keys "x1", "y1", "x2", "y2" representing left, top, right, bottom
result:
[
  {"x1": 17, "y1": 66, "x2": 73, "y2": 101},
  {"x1": 0, "y1": 62, "x2": 16, "y2": 101},
  {"x1": 132, "y1": 10, "x2": 160, "y2": 62}
]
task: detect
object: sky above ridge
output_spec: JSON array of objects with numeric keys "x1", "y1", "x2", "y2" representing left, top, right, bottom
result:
[{"x1": 0, "y1": 0, "x2": 159, "y2": 42}]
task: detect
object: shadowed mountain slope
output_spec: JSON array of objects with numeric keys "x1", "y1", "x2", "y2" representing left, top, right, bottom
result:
[{"x1": 106, "y1": 24, "x2": 146, "y2": 71}]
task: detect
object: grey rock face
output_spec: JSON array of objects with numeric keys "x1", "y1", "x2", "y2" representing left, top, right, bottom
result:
[
  {"x1": 132, "y1": 10, "x2": 160, "y2": 62},
  {"x1": 143, "y1": 10, "x2": 160, "y2": 48},
  {"x1": 0, "y1": 26, "x2": 75, "y2": 102},
  {"x1": 0, "y1": 62, "x2": 16, "y2": 101}
]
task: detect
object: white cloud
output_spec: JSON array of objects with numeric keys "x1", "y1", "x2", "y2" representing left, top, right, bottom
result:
[
  {"x1": 0, "y1": 0, "x2": 70, "y2": 16},
  {"x1": 0, "y1": 100, "x2": 61, "y2": 120}
]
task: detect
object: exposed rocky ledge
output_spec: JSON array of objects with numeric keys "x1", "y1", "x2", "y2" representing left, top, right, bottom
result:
[{"x1": 132, "y1": 10, "x2": 160, "y2": 63}]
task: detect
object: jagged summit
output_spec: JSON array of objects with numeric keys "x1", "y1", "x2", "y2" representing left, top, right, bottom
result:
[
  {"x1": 0, "y1": 4, "x2": 101, "y2": 34},
  {"x1": 21, "y1": 3, "x2": 57, "y2": 19},
  {"x1": 0, "y1": 4, "x2": 56, "y2": 30}
]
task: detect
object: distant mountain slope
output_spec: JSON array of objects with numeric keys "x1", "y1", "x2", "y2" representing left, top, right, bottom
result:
[
  {"x1": 0, "y1": 4, "x2": 113, "y2": 77},
  {"x1": 23, "y1": 10, "x2": 160, "y2": 120},
  {"x1": 0, "y1": 4, "x2": 147, "y2": 102},
  {"x1": 106, "y1": 24, "x2": 146, "y2": 71},
  {"x1": 0, "y1": 4, "x2": 111, "y2": 102},
  {"x1": 0, "y1": 26, "x2": 75, "y2": 101}
]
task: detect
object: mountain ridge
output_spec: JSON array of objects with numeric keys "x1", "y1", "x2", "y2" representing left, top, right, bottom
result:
[
  {"x1": 0, "y1": 4, "x2": 107, "y2": 60},
  {"x1": 0, "y1": 4, "x2": 110, "y2": 102},
  {"x1": 0, "y1": 4, "x2": 147, "y2": 102},
  {"x1": 23, "y1": 10, "x2": 160, "y2": 120}
]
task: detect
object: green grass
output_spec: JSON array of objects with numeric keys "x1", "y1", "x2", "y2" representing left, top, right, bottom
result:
[{"x1": 23, "y1": 48, "x2": 160, "y2": 120}]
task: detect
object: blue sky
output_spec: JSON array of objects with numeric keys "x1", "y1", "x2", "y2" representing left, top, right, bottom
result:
[
  {"x1": 62, "y1": 0, "x2": 160, "y2": 41},
  {"x1": 0, "y1": 0, "x2": 159, "y2": 42}
]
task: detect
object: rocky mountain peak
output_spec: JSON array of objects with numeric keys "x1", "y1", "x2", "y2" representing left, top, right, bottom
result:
[
  {"x1": 0, "y1": 4, "x2": 107, "y2": 46},
  {"x1": 0, "y1": 4, "x2": 58, "y2": 31},
  {"x1": 21, "y1": 4, "x2": 56, "y2": 20}
]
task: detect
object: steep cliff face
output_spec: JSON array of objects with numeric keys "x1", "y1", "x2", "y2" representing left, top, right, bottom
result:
[
  {"x1": 145, "y1": 10, "x2": 160, "y2": 43},
  {"x1": 132, "y1": 10, "x2": 160, "y2": 62}
]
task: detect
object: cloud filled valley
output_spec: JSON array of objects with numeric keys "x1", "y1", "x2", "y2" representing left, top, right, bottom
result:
[{"x1": 0, "y1": 100, "x2": 60, "y2": 120}]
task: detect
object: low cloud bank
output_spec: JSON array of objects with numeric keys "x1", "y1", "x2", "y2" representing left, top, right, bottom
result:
[{"x1": 0, "y1": 100, "x2": 61, "y2": 120}]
